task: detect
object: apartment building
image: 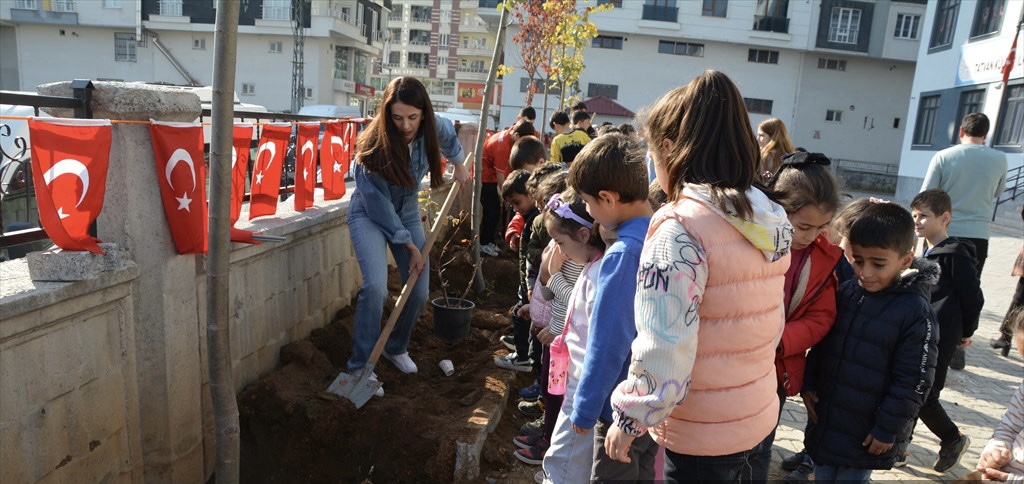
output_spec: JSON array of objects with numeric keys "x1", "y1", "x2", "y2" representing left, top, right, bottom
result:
[
  {"x1": 894, "y1": 0, "x2": 1022, "y2": 202},
  {"x1": 488, "y1": 0, "x2": 927, "y2": 175},
  {"x1": 0, "y1": 0, "x2": 390, "y2": 114},
  {"x1": 372, "y1": 0, "x2": 499, "y2": 116}
]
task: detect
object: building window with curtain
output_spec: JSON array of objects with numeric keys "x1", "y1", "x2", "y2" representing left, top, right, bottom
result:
[
  {"x1": 970, "y1": 0, "x2": 1005, "y2": 38},
  {"x1": 913, "y1": 95, "x2": 941, "y2": 145},
  {"x1": 994, "y1": 84, "x2": 1023, "y2": 146},
  {"x1": 929, "y1": 0, "x2": 960, "y2": 49}
]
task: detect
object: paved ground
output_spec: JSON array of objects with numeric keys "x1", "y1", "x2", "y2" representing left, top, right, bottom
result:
[{"x1": 773, "y1": 206, "x2": 1023, "y2": 482}]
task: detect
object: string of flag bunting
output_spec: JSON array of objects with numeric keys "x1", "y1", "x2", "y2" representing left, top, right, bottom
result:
[{"x1": 7, "y1": 116, "x2": 363, "y2": 256}]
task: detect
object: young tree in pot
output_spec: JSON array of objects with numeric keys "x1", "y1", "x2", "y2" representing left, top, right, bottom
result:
[{"x1": 431, "y1": 209, "x2": 480, "y2": 342}]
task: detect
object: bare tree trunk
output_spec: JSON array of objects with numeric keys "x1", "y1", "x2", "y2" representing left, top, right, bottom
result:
[
  {"x1": 471, "y1": 1, "x2": 510, "y2": 294},
  {"x1": 208, "y1": 1, "x2": 240, "y2": 482}
]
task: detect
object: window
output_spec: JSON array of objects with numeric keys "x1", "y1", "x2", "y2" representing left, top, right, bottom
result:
[
  {"x1": 334, "y1": 46, "x2": 350, "y2": 79},
  {"x1": 994, "y1": 84, "x2": 1023, "y2": 146},
  {"x1": 588, "y1": 83, "x2": 619, "y2": 99},
  {"x1": 439, "y1": 33, "x2": 449, "y2": 47},
  {"x1": 114, "y1": 32, "x2": 136, "y2": 62},
  {"x1": 970, "y1": 0, "x2": 1005, "y2": 38},
  {"x1": 50, "y1": 0, "x2": 75, "y2": 12},
  {"x1": 826, "y1": 110, "x2": 843, "y2": 122},
  {"x1": 598, "y1": 0, "x2": 623, "y2": 7},
  {"x1": 263, "y1": 0, "x2": 289, "y2": 20},
  {"x1": 748, "y1": 49, "x2": 779, "y2": 64},
  {"x1": 658, "y1": 40, "x2": 704, "y2": 57},
  {"x1": 592, "y1": 36, "x2": 624, "y2": 49},
  {"x1": 893, "y1": 117, "x2": 901, "y2": 129},
  {"x1": 354, "y1": 52, "x2": 367, "y2": 83},
  {"x1": 158, "y1": 0, "x2": 181, "y2": 15},
  {"x1": 828, "y1": 7, "x2": 861, "y2": 44},
  {"x1": 103, "y1": 0, "x2": 121, "y2": 7},
  {"x1": 389, "y1": 28, "x2": 402, "y2": 43},
  {"x1": 437, "y1": 56, "x2": 448, "y2": 67},
  {"x1": 14, "y1": 0, "x2": 38, "y2": 8},
  {"x1": 443, "y1": 81, "x2": 455, "y2": 96},
  {"x1": 520, "y1": 78, "x2": 561, "y2": 95},
  {"x1": 407, "y1": 52, "x2": 428, "y2": 68},
  {"x1": 744, "y1": 98, "x2": 773, "y2": 114},
  {"x1": 753, "y1": 0, "x2": 789, "y2": 33},
  {"x1": 304, "y1": 87, "x2": 314, "y2": 99},
  {"x1": 894, "y1": 13, "x2": 920, "y2": 39},
  {"x1": 642, "y1": 0, "x2": 679, "y2": 23},
  {"x1": 387, "y1": 51, "x2": 400, "y2": 66},
  {"x1": 192, "y1": 36, "x2": 206, "y2": 50},
  {"x1": 409, "y1": 29, "x2": 430, "y2": 45},
  {"x1": 410, "y1": 5, "x2": 431, "y2": 22},
  {"x1": 930, "y1": 0, "x2": 960, "y2": 49},
  {"x1": 270, "y1": 41, "x2": 283, "y2": 53},
  {"x1": 702, "y1": 0, "x2": 726, "y2": 17},
  {"x1": 241, "y1": 83, "x2": 256, "y2": 95},
  {"x1": 954, "y1": 89, "x2": 986, "y2": 142},
  {"x1": 912, "y1": 95, "x2": 940, "y2": 145},
  {"x1": 817, "y1": 58, "x2": 847, "y2": 71},
  {"x1": 388, "y1": 5, "x2": 403, "y2": 21}
]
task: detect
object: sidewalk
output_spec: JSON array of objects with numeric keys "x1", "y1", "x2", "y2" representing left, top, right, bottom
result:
[{"x1": 773, "y1": 208, "x2": 1024, "y2": 482}]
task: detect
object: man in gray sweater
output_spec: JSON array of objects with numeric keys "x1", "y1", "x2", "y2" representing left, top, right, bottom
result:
[{"x1": 921, "y1": 112, "x2": 1008, "y2": 367}]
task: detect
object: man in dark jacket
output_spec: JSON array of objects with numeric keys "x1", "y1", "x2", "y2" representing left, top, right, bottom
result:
[
  {"x1": 911, "y1": 189, "x2": 984, "y2": 473},
  {"x1": 801, "y1": 203, "x2": 938, "y2": 483}
]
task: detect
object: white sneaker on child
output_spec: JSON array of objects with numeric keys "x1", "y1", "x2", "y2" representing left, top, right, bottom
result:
[
  {"x1": 383, "y1": 351, "x2": 418, "y2": 374},
  {"x1": 368, "y1": 372, "x2": 384, "y2": 397}
]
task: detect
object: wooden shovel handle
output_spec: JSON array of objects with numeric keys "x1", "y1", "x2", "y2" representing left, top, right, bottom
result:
[{"x1": 365, "y1": 177, "x2": 464, "y2": 367}]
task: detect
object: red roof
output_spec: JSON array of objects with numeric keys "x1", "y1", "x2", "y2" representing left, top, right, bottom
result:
[{"x1": 583, "y1": 96, "x2": 635, "y2": 118}]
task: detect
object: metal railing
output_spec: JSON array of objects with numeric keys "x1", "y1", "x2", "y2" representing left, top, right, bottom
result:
[
  {"x1": 642, "y1": 5, "x2": 678, "y2": 22},
  {"x1": 831, "y1": 158, "x2": 900, "y2": 176},
  {"x1": 0, "y1": 82, "x2": 94, "y2": 257},
  {"x1": 994, "y1": 165, "x2": 1023, "y2": 221}
]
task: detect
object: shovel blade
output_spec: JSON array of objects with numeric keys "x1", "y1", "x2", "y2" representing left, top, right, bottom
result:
[{"x1": 326, "y1": 370, "x2": 380, "y2": 409}]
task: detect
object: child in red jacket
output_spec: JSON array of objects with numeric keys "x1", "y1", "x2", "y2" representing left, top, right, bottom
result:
[{"x1": 765, "y1": 151, "x2": 844, "y2": 482}]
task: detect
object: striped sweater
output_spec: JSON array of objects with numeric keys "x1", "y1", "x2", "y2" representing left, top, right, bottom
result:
[
  {"x1": 546, "y1": 255, "x2": 585, "y2": 336},
  {"x1": 983, "y1": 381, "x2": 1024, "y2": 482}
]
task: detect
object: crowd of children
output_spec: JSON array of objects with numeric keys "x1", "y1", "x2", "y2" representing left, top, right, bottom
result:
[{"x1": 473, "y1": 70, "x2": 1015, "y2": 484}]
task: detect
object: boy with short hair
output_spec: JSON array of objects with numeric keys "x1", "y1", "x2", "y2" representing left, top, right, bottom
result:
[
  {"x1": 550, "y1": 111, "x2": 593, "y2": 166},
  {"x1": 802, "y1": 203, "x2": 939, "y2": 483},
  {"x1": 560, "y1": 133, "x2": 659, "y2": 481},
  {"x1": 510, "y1": 135, "x2": 546, "y2": 172},
  {"x1": 910, "y1": 189, "x2": 984, "y2": 473}
]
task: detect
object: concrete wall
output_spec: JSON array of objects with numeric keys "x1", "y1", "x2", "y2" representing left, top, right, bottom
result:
[{"x1": 0, "y1": 82, "x2": 363, "y2": 483}]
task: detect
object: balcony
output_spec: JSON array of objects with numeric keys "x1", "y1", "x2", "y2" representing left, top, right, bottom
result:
[
  {"x1": 457, "y1": 45, "x2": 490, "y2": 57},
  {"x1": 642, "y1": 4, "x2": 678, "y2": 22},
  {"x1": 460, "y1": 20, "x2": 490, "y2": 33},
  {"x1": 752, "y1": 15, "x2": 789, "y2": 34},
  {"x1": 455, "y1": 68, "x2": 488, "y2": 82},
  {"x1": 410, "y1": 15, "x2": 431, "y2": 24}
]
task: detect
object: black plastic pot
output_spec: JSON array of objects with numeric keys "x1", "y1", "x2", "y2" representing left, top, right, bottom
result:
[{"x1": 432, "y1": 297, "x2": 475, "y2": 342}]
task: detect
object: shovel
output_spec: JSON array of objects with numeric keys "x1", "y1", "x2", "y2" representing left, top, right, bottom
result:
[{"x1": 328, "y1": 175, "x2": 465, "y2": 408}]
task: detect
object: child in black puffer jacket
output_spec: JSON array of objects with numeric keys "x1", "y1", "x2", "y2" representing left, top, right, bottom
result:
[{"x1": 801, "y1": 203, "x2": 939, "y2": 484}]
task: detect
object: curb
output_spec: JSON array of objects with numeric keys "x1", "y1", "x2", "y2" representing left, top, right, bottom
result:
[{"x1": 454, "y1": 369, "x2": 517, "y2": 482}]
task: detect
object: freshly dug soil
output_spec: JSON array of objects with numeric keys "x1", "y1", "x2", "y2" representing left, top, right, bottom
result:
[{"x1": 238, "y1": 241, "x2": 528, "y2": 483}]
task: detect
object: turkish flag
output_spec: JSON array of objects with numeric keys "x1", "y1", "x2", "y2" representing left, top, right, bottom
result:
[
  {"x1": 231, "y1": 124, "x2": 253, "y2": 225},
  {"x1": 293, "y1": 122, "x2": 319, "y2": 211},
  {"x1": 1002, "y1": 28, "x2": 1019, "y2": 85},
  {"x1": 150, "y1": 121, "x2": 207, "y2": 254},
  {"x1": 320, "y1": 120, "x2": 355, "y2": 200},
  {"x1": 28, "y1": 118, "x2": 112, "y2": 254},
  {"x1": 249, "y1": 123, "x2": 290, "y2": 220},
  {"x1": 230, "y1": 227, "x2": 260, "y2": 245}
]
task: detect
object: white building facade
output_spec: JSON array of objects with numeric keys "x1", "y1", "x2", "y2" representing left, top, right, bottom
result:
[
  {"x1": 0, "y1": 0, "x2": 390, "y2": 114},
  {"x1": 491, "y1": 0, "x2": 926, "y2": 178},
  {"x1": 894, "y1": 0, "x2": 1023, "y2": 203}
]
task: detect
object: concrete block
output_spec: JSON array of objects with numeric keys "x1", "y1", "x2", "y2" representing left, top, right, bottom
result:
[
  {"x1": 26, "y1": 244, "x2": 133, "y2": 282},
  {"x1": 37, "y1": 80, "x2": 201, "y2": 122}
]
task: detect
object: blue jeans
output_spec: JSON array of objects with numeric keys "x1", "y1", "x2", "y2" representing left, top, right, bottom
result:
[
  {"x1": 812, "y1": 465, "x2": 872, "y2": 483},
  {"x1": 663, "y1": 431, "x2": 773, "y2": 482},
  {"x1": 346, "y1": 198, "x2": 428, "y2": 373}
]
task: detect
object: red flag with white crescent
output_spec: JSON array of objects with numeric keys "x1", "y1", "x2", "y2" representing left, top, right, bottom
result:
[
  {"x1": 294, "y1": 122, "x2": 319, "y2": 211},
  {"x1": 28, "y1": 118, "x2": 112, "y2": 254},
  {"x1": 149, "y1": 120, "x2": 207, "y2": 254},
  {"x1": 249, "y1": 123, "x2": 290, "y2": 220},
  {"x1": 1002, "y1": 27, "x2": 1019, "y2": 85},
  {"x1": 231, "y1": 124, "x2": 253, "y2": 225},
  {"x1": 320, "y1": 120, "x2": 351, "y2": 200}
]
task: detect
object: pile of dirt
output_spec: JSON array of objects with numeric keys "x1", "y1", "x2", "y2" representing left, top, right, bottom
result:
[{"x1": 238, "y1": 246, "x2": 526, "y2": 483}]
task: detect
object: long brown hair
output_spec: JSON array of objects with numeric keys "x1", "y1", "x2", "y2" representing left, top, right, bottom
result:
[
  {"x1": 758, "y1": 118, "x2": 795, "y2": 174},
  {"x1": 355, "y1": 76, "x2": 444, "y2": 188},
  {"x1": 641, "y1": 70, "x2": 760, "y2": 220}
]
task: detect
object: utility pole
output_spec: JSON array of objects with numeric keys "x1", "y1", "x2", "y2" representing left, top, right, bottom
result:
[{"x1": 290, "y1": 0, "x2": 307, "y2": 113}]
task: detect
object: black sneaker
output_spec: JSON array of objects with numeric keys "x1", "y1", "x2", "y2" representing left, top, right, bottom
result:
[
  {"x1": 949, "y1": 346, "x2": 966, "y2": 370},
  {"x1": 934, "y1": 435, "x2": 970, "y2": 473},
  {"x1": 784, "y1": 461, "x2": 813, "y2": 483},
  {"x1": 518, "y1": 400, "x2": 544, "y2": 419},
  {"x1": 781, "y1": 450, "x2": 807, "y2": 471},
  {"x1": 520, "y1": 416, "x2": 544, "y2": 437}
]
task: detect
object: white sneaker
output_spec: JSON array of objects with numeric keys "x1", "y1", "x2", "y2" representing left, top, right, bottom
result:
[
  {"x1": 494, "y1": 352, "x2": 533, "y2": 372},
  {"x1": 368, "y1": 372, "x2": 384, "y2": 397},
  {"x1": 383, "y1": 351, "x2": 418, "y2": 374},
  {"x1": 481, "y1": 243, "x2": 499, "y2": 257}
]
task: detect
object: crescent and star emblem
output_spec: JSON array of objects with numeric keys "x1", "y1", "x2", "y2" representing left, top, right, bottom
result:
[
  {"x1": 165, "y1": 148, "x2": 197, "y2": 212},
  {"x1": 42, "y1": 158, "x2": 89, "y2": 220},
  {"x1": 301, "y1": 140, "x2": 315, "y2": 179},
  {"x1": 231, "y1": 147, "x2": 237, "y2": 168},
  {"x1": 253, "y1": 142, "x2": 276, "y2": 185},
  {"x1": 330, "y1": 136, "x2": 344, "y2": 173}
]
